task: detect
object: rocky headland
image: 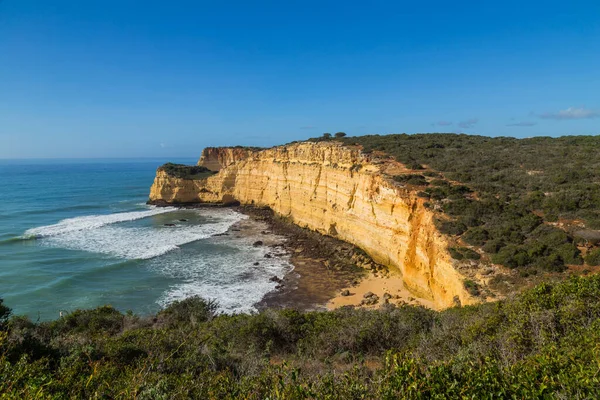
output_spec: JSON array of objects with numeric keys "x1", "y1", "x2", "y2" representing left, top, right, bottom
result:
[{"x1": 149, "y1": 141, "x2": 482, "y2": 309}]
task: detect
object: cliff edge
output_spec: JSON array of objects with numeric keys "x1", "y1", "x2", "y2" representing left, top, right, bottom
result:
[{"x1": 149, "y1": 142, "x2": 478, "y2": 308}]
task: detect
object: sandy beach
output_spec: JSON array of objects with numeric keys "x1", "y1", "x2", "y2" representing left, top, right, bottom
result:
[{"x1": 326, "y1": 271, "x2": 437, "y2": 310}]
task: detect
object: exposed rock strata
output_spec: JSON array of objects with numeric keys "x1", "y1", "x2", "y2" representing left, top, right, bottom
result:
[
  {"x1": 149, "y1": 142, "x2": 476, "y2": 308},
  {"x1": 198, "y1": 147, "x2": 254, "y2": 171}
]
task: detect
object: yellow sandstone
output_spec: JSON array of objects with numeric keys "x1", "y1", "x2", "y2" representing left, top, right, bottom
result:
[{"x1": 149, "y1": 142, "x2": 476, "y2": 308}]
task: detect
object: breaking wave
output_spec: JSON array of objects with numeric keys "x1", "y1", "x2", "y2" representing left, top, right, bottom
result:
[
  {"x1": 24, "y1": 208, "x2": 247, "y2": 260},
  {"x1": 24, "y1": 208, "x2": 178, "y2": 238}
]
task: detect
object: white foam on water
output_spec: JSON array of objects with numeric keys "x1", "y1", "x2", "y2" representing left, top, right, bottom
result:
[
  {"x1": 28, "y1": 208, "x2": 247, "y2": 260},
  {"x1": 24, "y1": 207, "x2": 178, "y2": 238},
  {"x1": 155, "y1": 222, "x2": 293, "y2": 314},
  {"x1": 25, "y1": 205, "x2": 291, "y2": 314}
]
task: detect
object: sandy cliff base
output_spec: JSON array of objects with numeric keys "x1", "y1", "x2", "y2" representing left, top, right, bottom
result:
[
  {"x1": 235, "y1": 206, "x2": 436, "y2": 311},
  {"x1": 327, "y1": 272, "x2": 437, "y2": 310}
]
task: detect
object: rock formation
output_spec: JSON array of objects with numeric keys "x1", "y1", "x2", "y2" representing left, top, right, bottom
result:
[{"x1": 149, "y1": 142, "x2": 477, "y2": 308}]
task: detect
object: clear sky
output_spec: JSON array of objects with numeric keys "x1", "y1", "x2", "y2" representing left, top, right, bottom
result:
[{"x1": 1, "y1": 0, "x2": 599, "y2": 158}]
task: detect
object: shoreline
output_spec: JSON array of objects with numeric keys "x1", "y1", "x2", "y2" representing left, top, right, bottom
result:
[
  {"x1": 231, "y1": 205, "x2": 435, "y2": 311},
  {"x1": 154, "y1": 201, "x2": 433, "y2": 312},
  {"x1": 236, "y1": 205, "x2": 366, "y2": 311}
]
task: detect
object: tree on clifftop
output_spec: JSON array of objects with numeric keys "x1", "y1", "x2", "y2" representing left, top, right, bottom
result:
[{"x1": 334, "y1": 132, "x2": 347, "y2": 138}]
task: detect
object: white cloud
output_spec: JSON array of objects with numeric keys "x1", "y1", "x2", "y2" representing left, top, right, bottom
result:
[{"x1": 539, "y1": 107, "x2": 600, "y2": 120}]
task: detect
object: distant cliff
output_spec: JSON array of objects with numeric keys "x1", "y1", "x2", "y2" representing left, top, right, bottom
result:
[{"x1": 149, "y1": 142, "x2": 478, "y2": 308}]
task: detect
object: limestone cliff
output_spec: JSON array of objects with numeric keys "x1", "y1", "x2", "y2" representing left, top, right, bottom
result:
[
  {"x1": 149, "y1": 142, "x2": 477, "y2": 308},
  {"x1": 197, "y1": 147, "x2": 255, "y2": 171}
]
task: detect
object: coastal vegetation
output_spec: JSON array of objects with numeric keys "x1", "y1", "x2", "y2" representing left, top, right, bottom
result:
[
  {"x1": 338, "y1": 134, "x2": 600, "y2": 272},
  {"x1": 158, "y1": 163, "x2": 216, "y2": 180},
  {"x1": 2, "y1": 275, "x2": 600, "y2": 398}
]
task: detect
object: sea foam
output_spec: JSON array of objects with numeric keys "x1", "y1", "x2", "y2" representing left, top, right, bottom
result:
[
  {"x1": 154, "y1": 225, "x2": 293, "y2": 314},
  {"x1": 26, "y1": 208, "x2": 247, "y2": 260},
  {"x1": 24, "y1": 207, "x2": 178, "y2": 238}
]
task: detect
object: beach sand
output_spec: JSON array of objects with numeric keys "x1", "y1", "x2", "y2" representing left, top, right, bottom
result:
[{"x1": 326, "y1": 271, "x2": 437, "y2": 310}]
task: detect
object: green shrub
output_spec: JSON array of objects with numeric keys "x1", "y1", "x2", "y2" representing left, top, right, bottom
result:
[
  {"x1": 449, "y1": 248, "x2": 464, "y2": 260},
  {"x1": 392, "y1": 174, "x2": 428, "y2": 186},
  {"x1": 50, "y1": 305, "x2": 124, "y2": 336},
  {"x1": 463, "y1": 279, "x2": 480, "y2": 296},
  {"x1": 450, "y1": 247, "x2": 481, "y2": 260},
  {"x1": 482, "y1": 239, "x2": 504, "y2": 254},
  {"x1": 158, "y1": 163, "x2": 216, "y2": 179},
  {"x1": 4, "y1": 275, "x2": 600, "y2": 397},
  {"x1": 585, "y1": 248, "x2": 600, "y2": 266},
  {"x1": 463, "y1": 227, "x2": 489, "y2": 246},
  {"x1": 492, "y1": 245, "x2": 530, "y2": 268},
  {"x1": 437, "y1": 220, "x2": 467, "y2": 235},
  {"x1": 157, "y1": 296, "x2": 218, "y2": 327},
  {"x1": 0, "y1": 299, "x2": 10, "y2": 329}
]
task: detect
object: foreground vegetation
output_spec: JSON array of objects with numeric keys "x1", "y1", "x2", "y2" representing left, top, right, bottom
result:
[
  {"x1": 336, "y1": 134, "x2": 600, "y2": 272},
  {"x1": 2, "y1": 275, "x2": 600, "y2": 398}
]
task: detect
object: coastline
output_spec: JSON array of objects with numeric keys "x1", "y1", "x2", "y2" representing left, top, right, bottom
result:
[
  {"x1": 231, "y1": 205, "x2": 435, "y2": 311},
  {"x1": 150, "y1": 201, "x2": 433, "y2": 312}
]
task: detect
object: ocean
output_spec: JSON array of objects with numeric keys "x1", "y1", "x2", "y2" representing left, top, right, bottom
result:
[{"x1": 0, "y1": 159, "x2": 292, "y2": 320}]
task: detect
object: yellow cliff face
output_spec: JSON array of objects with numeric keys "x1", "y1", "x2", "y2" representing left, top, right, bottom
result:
[
  {"x1": 197, "y1": 147, "x2": 254, "y2": 171},
  {"x1": 149, "y1": 142, "x2": 476, "y2": 308}
]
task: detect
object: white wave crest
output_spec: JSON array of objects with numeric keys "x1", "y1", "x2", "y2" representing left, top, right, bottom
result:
[
  {"x1": 28, "y1": 207, "x2": 247, "y2": 260},
  {"x1": 24, "y1": 208, "x2": 177, "y2": 238}
]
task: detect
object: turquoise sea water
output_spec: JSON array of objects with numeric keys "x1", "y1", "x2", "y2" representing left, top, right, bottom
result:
[{"x1": 0, "y1": 159, "x2": 291, "y2": 320}]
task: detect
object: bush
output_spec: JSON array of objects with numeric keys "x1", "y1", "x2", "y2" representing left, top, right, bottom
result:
[
  {"x1": 157, "y1": 297, "x2": 218, "y2": 327},
  {"x1": 450, "y1": 247, "x2": 481, "y2": 260},
  {"x1": 3, "y1": 276, "x2": 600, "y2": 397},
  {"x1": 492, "y1": 245, "x2": 530, "y2": 268},
  {"x1": 449, "y1": 248, "x2": 464, "y2": 260},
  {"x1": 585, "y1": 248, "x2": 600, "y2": 266},
  {"x1": 158, "y1": 163, "x2": 215, "y2": 179},
  {"x1": 0, "y1": 299, "x2": 11, "y2": 330},
  {"x1": 437, "y1": 220, "x2": 467, "y2": 235},
  {"x1": 482, "y1": 239, "x2": 504, "y2": 254},
  {"x1": 392, "y1": 174, "x2": 428, "y2": 186},
  {"x1": 463, "y1": 279, "x2": 480, "y2": 296},
  {"x1": 463, "y1": 227, "x2": 489, "y2": 246}
]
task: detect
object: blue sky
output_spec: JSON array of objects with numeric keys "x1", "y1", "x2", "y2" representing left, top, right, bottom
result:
[{"x1": 1, "y1": 0, "x2": 599, "y2": 158}]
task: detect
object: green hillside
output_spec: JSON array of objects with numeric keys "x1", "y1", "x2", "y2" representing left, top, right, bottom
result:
[
  {"x1": 339, "y1": 134, "x2": 600, "y2": 272},
  {"x1": 2, "y1": 275, "x2": 600, "y2": 398}
]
